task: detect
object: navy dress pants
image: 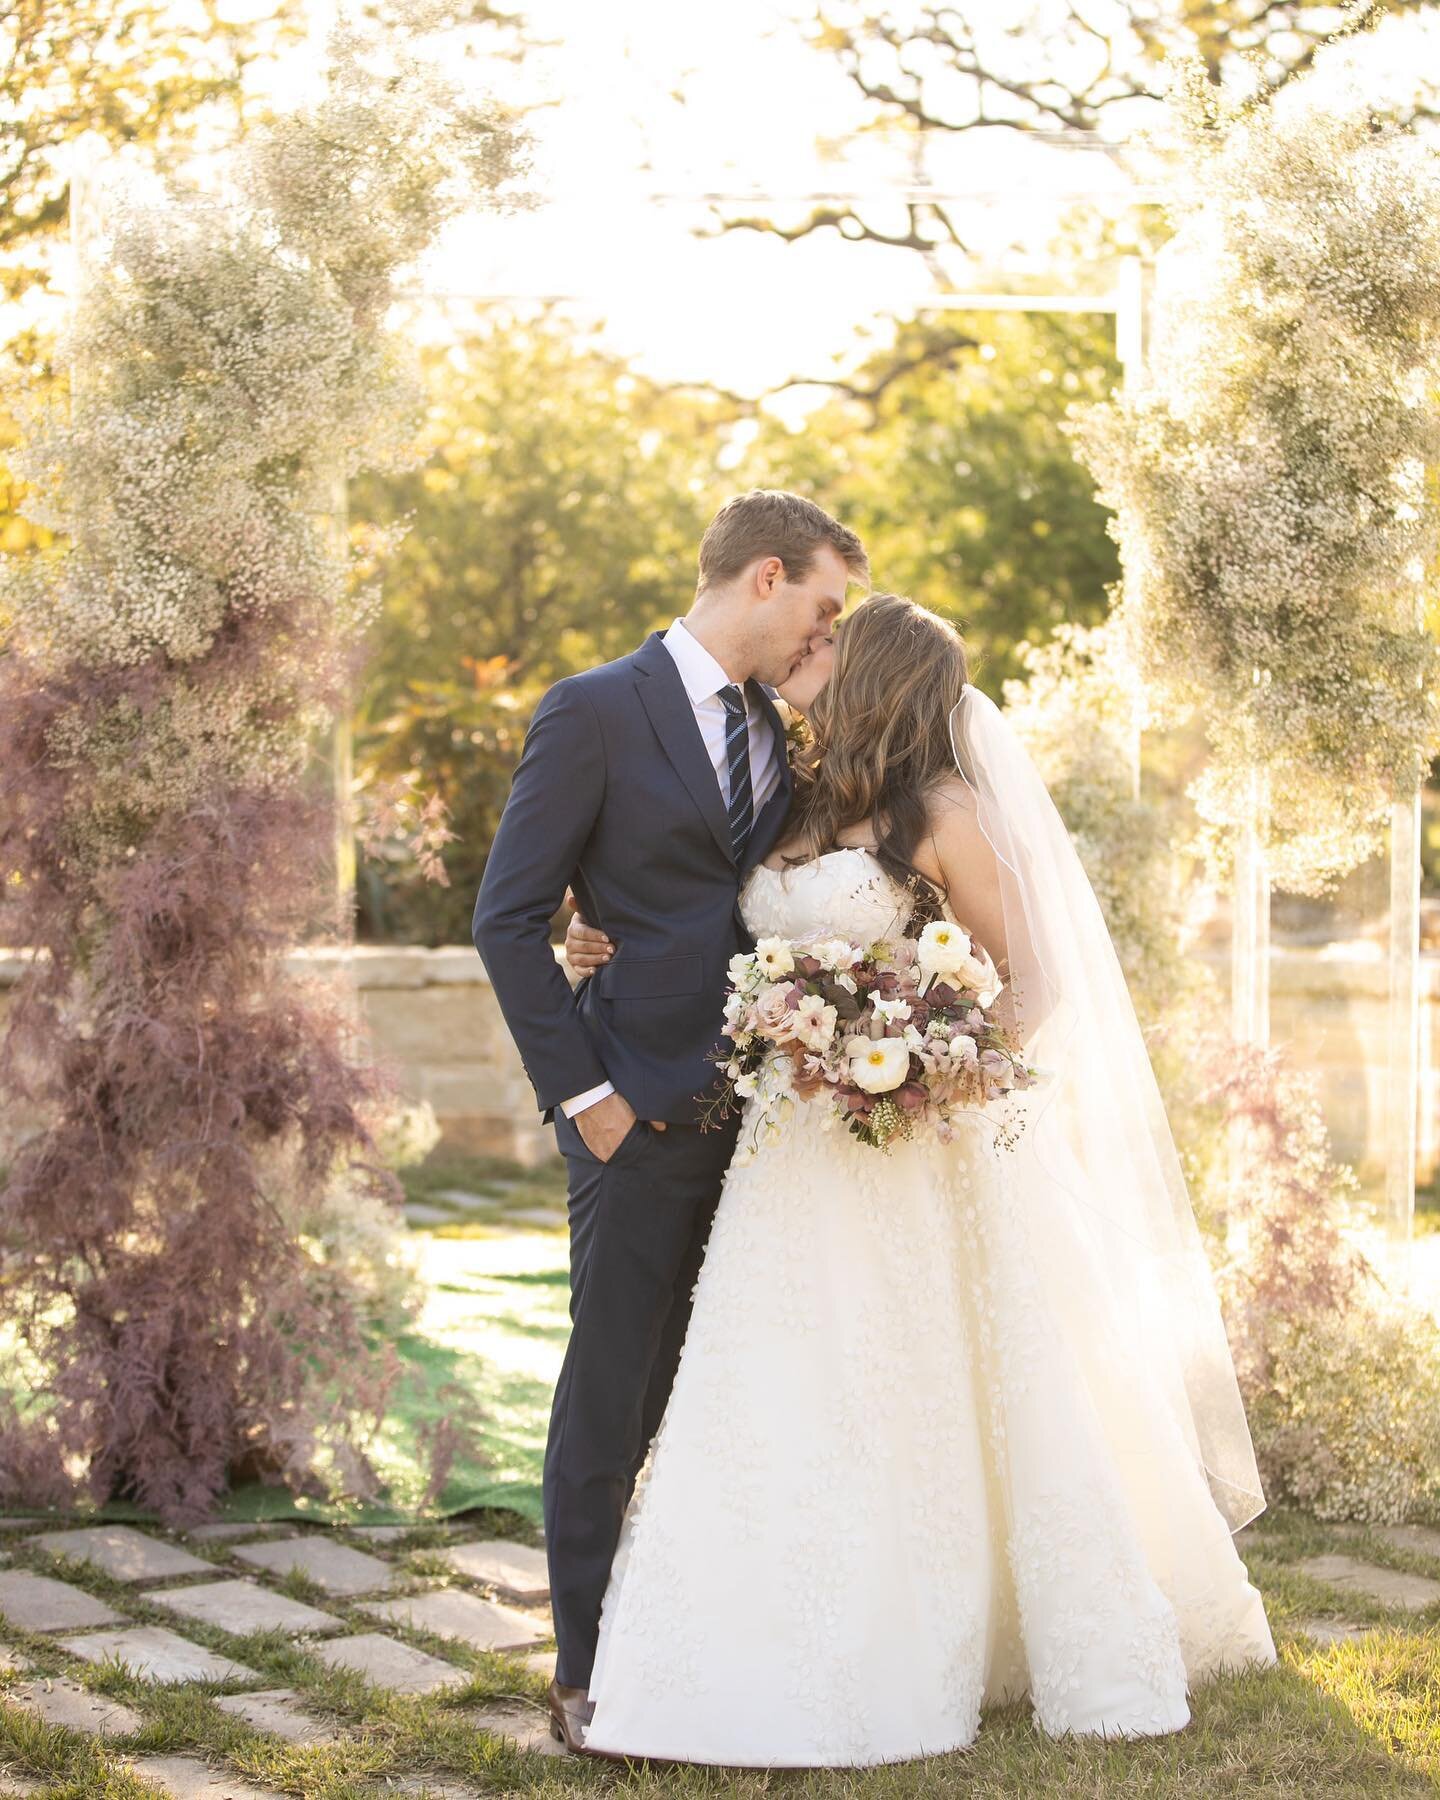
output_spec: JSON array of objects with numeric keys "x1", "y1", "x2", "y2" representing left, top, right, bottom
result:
[{"x1": 544, "y1": 1108, "x2": 740, "y2": 1690}]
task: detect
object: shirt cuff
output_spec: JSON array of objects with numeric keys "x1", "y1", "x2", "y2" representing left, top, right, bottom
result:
[{"x1": 561, "y1": 1081, "x2": 615, "y2": 1118}]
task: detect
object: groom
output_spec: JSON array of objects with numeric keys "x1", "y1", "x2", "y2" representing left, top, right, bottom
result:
[{"x1": 472, "y1": 489, "x2": 868, "y2": 1751}]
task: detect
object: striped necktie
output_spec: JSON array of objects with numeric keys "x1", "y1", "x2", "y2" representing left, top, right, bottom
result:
[{"x1": 717, "y1": 683, "x2": 754, "y2": 862}]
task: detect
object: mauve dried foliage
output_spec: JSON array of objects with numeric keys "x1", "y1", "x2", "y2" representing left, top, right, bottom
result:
[
  {"x1": 0, "y1": 547, "x2": 412, "y2": 1524},
  {"x1": 0, "y1": 23, "x2": 529, "y2": 1523}
]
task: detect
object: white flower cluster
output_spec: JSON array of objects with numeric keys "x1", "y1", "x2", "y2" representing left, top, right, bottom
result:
[
  {"x1": 3, "y1": 18, "x2": 528, "y2": 868},
  {"x1": 236, "y1": 30, "x2": 530, "y2": 329},
  {"x1": 1073, "y1": 70, "x2": 1440, "y2": 893}
]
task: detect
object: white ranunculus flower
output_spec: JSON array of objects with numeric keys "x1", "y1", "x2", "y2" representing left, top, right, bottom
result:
[
  {"x1": 811, "y1": 937, "x2": 862, "y2": 972},
  {"x1": 916, "y1": 919, "x2": 972, "y2": 988},
  {"x1": 958, "y1": 946, "x2": 1001, "y2": 1006},
  {"x1": 792, "y1": 993, "x2": 838, "y2": 1050},
  {"x1": 754, "y1": 936, "x2": 795, "y2": 978},
  {"x1": 843, "y1": 1035, "x2": 912, "y2": 1094}
]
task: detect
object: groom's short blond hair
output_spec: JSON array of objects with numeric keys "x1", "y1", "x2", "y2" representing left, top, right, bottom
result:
[{"x1": 697, "y1": 489, "x2": 869, "y2": 594}]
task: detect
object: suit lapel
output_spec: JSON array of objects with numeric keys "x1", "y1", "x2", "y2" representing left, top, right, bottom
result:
[{"x1": 633, "y1": 633, "x2": 735, "y2": 866}]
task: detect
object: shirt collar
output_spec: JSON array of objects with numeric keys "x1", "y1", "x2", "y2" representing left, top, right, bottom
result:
[{"x1": 661, "y1": 617, "x2": 741, "y2": 707}]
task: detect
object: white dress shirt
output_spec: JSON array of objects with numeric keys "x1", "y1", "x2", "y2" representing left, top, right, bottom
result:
[{"x1": 561, "y1": 619, "x2": 782, "y2": 1119}]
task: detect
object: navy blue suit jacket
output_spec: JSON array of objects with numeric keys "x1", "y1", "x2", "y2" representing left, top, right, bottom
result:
[{"x1": 472, "y1": 631, "x2": 795, "y2": 1124}]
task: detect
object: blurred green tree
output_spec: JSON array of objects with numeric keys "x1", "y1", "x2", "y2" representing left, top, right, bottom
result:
[
  {"x1": 350, "y1": 318, "x2": 728, "y2": 942},
  {"x1": 737, "y1": 307, "x2": 1121, "y2": 690}
]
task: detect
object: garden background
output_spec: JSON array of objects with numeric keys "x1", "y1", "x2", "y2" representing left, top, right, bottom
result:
[{"x1": 3, "y1": 1, "x2": 1440, "y2": 1795}]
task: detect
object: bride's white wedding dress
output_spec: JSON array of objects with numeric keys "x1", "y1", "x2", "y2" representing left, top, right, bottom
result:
[{"x1": 583, "y1": 846, "x2": 1276, "y2": 1768}]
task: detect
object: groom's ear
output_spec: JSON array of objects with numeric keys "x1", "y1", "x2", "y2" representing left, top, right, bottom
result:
[{"x1": 752, "y1": 555, "x2": 786, "y2": 598}]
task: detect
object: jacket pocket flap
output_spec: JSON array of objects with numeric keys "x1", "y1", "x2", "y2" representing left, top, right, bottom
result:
[{"x1": 602, "y1": 952, "x2": 704, "y2": 1000}]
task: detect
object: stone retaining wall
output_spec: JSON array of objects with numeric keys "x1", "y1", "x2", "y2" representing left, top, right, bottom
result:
[{"x1": 2, "y1": 943, "x2": 1436, "y2": 1185}]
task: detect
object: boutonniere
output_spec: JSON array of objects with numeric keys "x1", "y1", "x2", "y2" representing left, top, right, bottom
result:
[{"x1": 774, "y1": 699, "x2": 812, "y2": 762}]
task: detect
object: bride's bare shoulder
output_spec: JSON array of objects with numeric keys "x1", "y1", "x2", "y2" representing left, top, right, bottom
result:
[{"x1": 925, "y1": 775, "x2": 981, "y2": 826}]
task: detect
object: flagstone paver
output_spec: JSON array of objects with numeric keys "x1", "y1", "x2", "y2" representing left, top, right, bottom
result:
[
  {"x1": 516, "y1": 1648, "x2": 557, "y2": 1681},
  {"x1": 1298, "y1": 1553, "x2": 1440, "y2": 1611},
  {"x1": 59, "y1": 1626, "x2": 256, "y2": 1684},
  {"x1": 5, "y1": 1676, "x2": 143, "y2": 1738},
  {"x1": 232, "y1": 1537, "x2": 395, "y2": 1596},
  {"x1": 185, "y1": 1524, "x2": 289, "y2": 1545},
  {"x1": 128, "y1": 1754, "x2": 288, "y2": 1798},
  {"x1": 405, "y1": 1203, "x2": 455, "y2": 1227},
  {"x1": 213, "y1": 1687, "x2": 337, "y2": 1744},
  {"x1": 0, "y1": 1776, "x2": 39, "y2": 1795},
  {"x1": 348, "y1": 1525, "x2": 415, "y2": 1543},
  {"x1": 0, "y1": 1646, "x2": 30, "y2": 1673},
  {"x1": 442, "y1": 1539, "x2": 549, "y2": 1602},
  {"x1": 0, "y1": 1570, "x2": 123, "y2": 1632},
  {"x1": 309, "y1": 1632, "x2": 464, "y2": 1695},
  {"x1": 435, "y1": 1178, "x2": 524, "y2": 1200},
  {"x1": 1296, "y1": 1618, "x2": 1375, "y2": 1645},
  {"x1": 1374, "y1": 1523, "x2": 1440, "y2": 1560},
  {"x1": 465, "y1": 1700, "x2": 565, "y2": 1757},
  {"x1": 506, "y1": 1207, "x2": 565, "y2": 1228},
  {"x1": 361, "y1": 1587, "x2": 547, "y2": 1651},
  {"x1": 144, "y1": 1578, "x2": 342, "y2": 1637},
  {"x1": 28, "y1": 1525, "x2": 209, "y2": 1583}
]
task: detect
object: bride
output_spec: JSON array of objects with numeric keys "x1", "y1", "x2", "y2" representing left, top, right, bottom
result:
[{"x1": 564, "y1": 593, "x2": 1276, "y2": 1767}]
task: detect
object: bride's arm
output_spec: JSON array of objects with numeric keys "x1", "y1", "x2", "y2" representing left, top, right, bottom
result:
[{"x1": 917, "y1": 779, "x2": 1041, "y2": 1048}]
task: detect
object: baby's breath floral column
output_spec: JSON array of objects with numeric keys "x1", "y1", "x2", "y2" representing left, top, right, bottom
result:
[
  {"x1": 1075, "y1": 65, "x2": 1440, "y2": 1235},
  {"x1": 0, "y1": 24, "x2": 527, "y2": 1521}
]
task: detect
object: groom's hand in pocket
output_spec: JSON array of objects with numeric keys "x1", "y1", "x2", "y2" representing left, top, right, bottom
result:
[
  {"x1": 563, "y1": 894, "x2": 613, "y2": 976},
  {"x1": 576, "y1": 1090, "x2": 665, "y2": 1163}
]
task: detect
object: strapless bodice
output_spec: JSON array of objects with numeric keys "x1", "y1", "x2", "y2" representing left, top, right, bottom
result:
[{"x1": 739, "y1": 845, "x2": 917, "y2": 945}]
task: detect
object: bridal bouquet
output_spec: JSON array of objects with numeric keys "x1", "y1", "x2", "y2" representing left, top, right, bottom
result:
[{"x1": 703, "y1": 921, "x2": 1041, "y2": 1157}]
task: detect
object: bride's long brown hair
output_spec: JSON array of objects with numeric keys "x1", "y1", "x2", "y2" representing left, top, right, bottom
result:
[{"x1": 785, "y1": 593, "x2": 971, "y2": 925}]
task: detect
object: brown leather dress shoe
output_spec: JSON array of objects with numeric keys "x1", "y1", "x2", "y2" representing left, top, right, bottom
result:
[{"x1": 546, "y1": 1678, "x2": 597, "y2": 1755}]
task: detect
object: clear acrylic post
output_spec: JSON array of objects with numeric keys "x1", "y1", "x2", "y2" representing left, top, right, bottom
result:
[{"x1": 1385, "y1": 785, "x2": 1421, "y2": 1292}]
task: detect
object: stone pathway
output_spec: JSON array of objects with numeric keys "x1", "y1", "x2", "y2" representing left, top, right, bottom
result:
[
  {"x1": 0, "y1": 1514, "x2": 558, "y2": 1792},
  {"x1": 1295, "y1": 1618, "x2": 1376, "y2": 1646},
  {"x1": 59, "y1": 1625, "x2": 258, "y2": 1685},
  {"x1": 1296, "y1": 1553, "x2": 1440, "y2": 1611},
  {"x1": 212, "y1": 1687, "x2": 337, "y2": 1745},
  {"x1": 7, "y1": 1676, "x2": 143, "y2": 1737},
  {"x1": 310, "y1": 1631, "x2": 465, "y2": 1695},
  {"x1": 1372, "y1": 1523, "x2": 1440, "y2": 1559},
  {"x1": 361, "y1": 1588, "x2": 548, "y2": 1652},
  {"x1": 462, "y1": 1700, "x2": 565, "y2": 1758},
  {"x1": 8, "y1": 1510, "x2": 1440, "y2": 1794},
  {"x1": 441, "y1": 1540, "x2": 550, "y2": 1603},
  {"x1": 128, "y1": 1754, "x2": 289, "y2": 1798},
  {"x1": 27, "y1": 1524, "x2": 210, "y2": 1583},
  {"x1": 0, "y1": 1570, "x2": 121, "y2": 1632},
  {"x1": 405, "y1": 1201, "x2": 457, "y2": 1227},
  {"x1": 232, "y1": 1536, "x2": 395, "y2": 1596},
  {"x1": 145, "y1": 1577, "x2": 343, "y2": 1637}
]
